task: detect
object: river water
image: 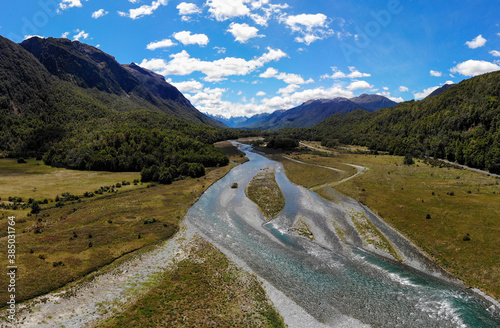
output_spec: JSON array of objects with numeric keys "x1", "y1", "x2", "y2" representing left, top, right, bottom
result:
[{"x1": 186, "y1": 143, "x2": 500, "y2": 327}]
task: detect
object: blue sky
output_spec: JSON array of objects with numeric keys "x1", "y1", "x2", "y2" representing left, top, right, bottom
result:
[{"x1": 1, "y1": 0, "x2": 500, "y2": 118}]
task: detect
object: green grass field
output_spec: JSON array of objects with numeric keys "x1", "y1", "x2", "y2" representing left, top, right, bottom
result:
[
  {"x1": 0, "y1": 144, "x2": 247, "y2": 306},
  {"x1": 262, "y1": 143, "x2": 500, "y2": 301}
]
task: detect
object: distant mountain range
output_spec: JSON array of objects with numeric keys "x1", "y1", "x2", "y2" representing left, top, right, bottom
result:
[
  {"x1": 214, "y1": 94, "x2": 397, "y2": 130},
  {"x1": 204, "y1": 112, "x2": 274, "y2": 128}
]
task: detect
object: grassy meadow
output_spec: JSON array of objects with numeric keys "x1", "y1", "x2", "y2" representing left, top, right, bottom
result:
[
  {"x1": 0, "y1": 144, "x2": 247, "y2": 306},
  {"x1": 259, "y1": 143, "x2": 500, "y2": 300}
]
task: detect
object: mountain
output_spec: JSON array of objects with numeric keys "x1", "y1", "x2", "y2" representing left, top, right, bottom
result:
[
  {"x1": 351, "y1": 93, "x2": 399, "y2": 111},
  {"x1": 206, "y1": 112, "x2": 272, "y2": 128},
  {"x1": 244, "y1": 94, "x2": 397, "y2": 129},
  {"x1": 302, "y1": 71, "x2": 500, "y2": 173},
  {"x1": 19, "y1": 36, "x2": 222, "y2": 127},
  {"x1": 426, "y1": 83, "x2": 455, "y2": 98},
  {"x1": 0, "y1": 35, "x2": 241, "y2": 172}
]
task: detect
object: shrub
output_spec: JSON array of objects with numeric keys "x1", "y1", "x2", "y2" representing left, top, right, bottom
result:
[
  {"x1": 17, "y1": 158, "x2": 27, "y2": 164},
  {"x1": 144, "y1": 217, "x2": 156, "y2": 224},
  {"x1": 426, "y1": 214, "x2": 431, "y2": 220},
  {"x1": 403, "y1": 153, "x2": 415, "y2": 165},
  {"x1": 31, "y1": 201, "x2": 41, "y2": 214}
]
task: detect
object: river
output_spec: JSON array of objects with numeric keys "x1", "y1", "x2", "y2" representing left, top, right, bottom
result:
[{"x1": 186, "y1": 143, "x2": 500, "y2": 328}]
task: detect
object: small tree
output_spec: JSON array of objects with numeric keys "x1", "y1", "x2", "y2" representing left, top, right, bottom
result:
[
  {"x1": 403, "y1": 153, "x2": 415, "y2": 165},
  {"x1": 31, "y1": 201, "x2": 41, "y2": 214}
]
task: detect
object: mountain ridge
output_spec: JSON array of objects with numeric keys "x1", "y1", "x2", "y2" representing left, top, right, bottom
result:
[{"x1": 243, "y1": 94, "x2": 397, "y2": 129}]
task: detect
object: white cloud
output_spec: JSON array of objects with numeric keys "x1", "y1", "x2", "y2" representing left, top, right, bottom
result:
[
  {"x1": 207, "y1": 0, "x2": 251, "y2": 21},
  {"x1": 278, "y1": 84, "x2": 300, "y2": 95},
  {"x1": 177, "y1": 2, "x2": 201, "y2": 15},
  {"x1": 322, "y1": 66, "x2": 371, "y2": 79},
  {"x1": 146, "y1": 39, "x2": 177, "y2": 50},
  {"x1": 73, "y1": 29, "x2": 89, "y2": 41},
  {"x1": 227, "y1": 23, "x2": 263, "y2": 43},
  {"x1": 173, "y1": 31, "x2": 209, "y2": 46},
  {"x1": 119, "y1": 0, "x2": 167, "y2": 19},
  {"x1": 413, "y1": 86, "x2": 440, "y2": 99},
  {"x1": 23, "y1": 35, "x2": 45, "y2": 40},
  {"x1": 92, "y1": 9, "x2": 108, "y2": 19},
  {"x1": 214, "y1": 46, "x2": 226, "y2": 54},
  {"x1": 168, "y1": 79, "x2": 204, "y2": 93},
  {"x1": 259, "y1": 67, "x2": 313, "y2": 85},
  {"x1": 59, "y1": 0, "x2": 87, "y2": 11},
  {"x1": 490, "y1": 50, "x2": 500, "y2": 57},
  {"x1": 382, "y1": 87, "x2": 389, "y2": 91},
  {"x1": 347, "y1": 80, "x2": 373, "y2": 91},
  {"x1": 61, "y1": 31, "x2": 70, "y2": 38},
  {"x1": 430, "y1": 70, "x2": 442, "y2": 77},
  {"x1": 399, "y1": 86, "x2": 409, "y2": 92},
  {"x1": 378, "y1": 91, "x2": 403, "y2": 103},
  {"x1": 177, "y1": 2, "x2": 201, "y2": 21},
  {"x1": 465, "y1": 34, "x2": 487, "y2": 49},
  {"x1": 139, "y1": 47, "x2": 287, "y2": 82},
  {"x1": 450, "y1": 59, "x2": 500, "y2": 76},
  {"x1": 285, "y1": 13, "x2": 328, "y2": 32},
  {"x1": 256, "y1": 91, "x2": 266, "y2": 96},
  {"x1": 283, "y1": 13, "x2": 334, "y2": 45}
]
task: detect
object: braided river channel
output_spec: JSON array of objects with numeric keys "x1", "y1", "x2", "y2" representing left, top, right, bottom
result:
[{"x1": 186, "y1": 143, "x2": 499, "y2": 327}]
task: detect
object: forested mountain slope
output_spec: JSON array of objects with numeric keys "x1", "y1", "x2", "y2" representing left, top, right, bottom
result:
[
  {"x1": 296, "y1": 71, "x2": 500, "y2": 173},
  {"x1": 0, "y1": 35, "x2": 240, "y2": 181}
]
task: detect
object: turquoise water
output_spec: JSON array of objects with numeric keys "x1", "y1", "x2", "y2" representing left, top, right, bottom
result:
[{"x1": 186, "y1": 144, "x2": 500, "y2": 327}]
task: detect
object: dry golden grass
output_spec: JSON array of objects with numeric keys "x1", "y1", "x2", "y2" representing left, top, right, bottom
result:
[{"x1": 0, "y1": 145, "x2": 242, "y2": 305}]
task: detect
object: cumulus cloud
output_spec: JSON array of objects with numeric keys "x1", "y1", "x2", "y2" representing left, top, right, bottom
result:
[
  {"x1": 168, "y1": 79, "x2": 204, "y2": 93},
  {"x1": 119, "y1": 0, "x2": 167, "y2": 19},
  {"x1": 146, "y1": 39, "x2": 177, "y2": 50},
  {"x1": 490, "y1": 50, "x2": 500, "y2": 57},
  {"x1": 321, "y1": 66, "x2": 371, "y2": 79},
  {"x1": 430, "y1": 70, "x2": 442, "y2": 77},
  {"x1": 139, "y1": 47, "x2": 287, "y2": 82},
  {"x1": 256, "y1": 91, "x2": 266, "y2": 96},
  {"x1": 23, "y1": 35, "x2": 45, "y2": 40},
  {"x1": 465, "y1": 34, "x2": 487, "y2": 49},
  {"x1": 177, "y1": 2, "x2": 201, "y2": 21},
  {"x1": 61, "y1": 31, "x2": 70, "y2": 38},
  {"x1": 347, "y1": 80, "x2": 373, "y2": 91},
  {"x1": 399, "y1": 86, "x2": 409, "y2": 92},
  {"x1": 378, "y1": 91, "x2": 403, "y2": 103},
  {"x1": 73, "y1": 29, "x2": 89, "y2": 41},
  {"x1": 207, "y1": 0, "x2": 251, "y2": 21},
  {"x1": 450, "y1": 59, "x2": 500, "y2": 76},
  {"x1": 59, "y1": 0, "x2": 87, "y2": 11},
  {"x1": 259, "y1": 67, "x2": 313, "y2": 85},
  {"x1": 227, "y1": 23, "x2": 263, "y2": 43},
  {"x1": 173, "y1": 31, "x2": 209, "y2": 46},
  {"x1": 92, "y1": 9, "x2": 108, "y2": 19},
  {"x1": 277, "y1": 84, "x2": 300, "y2": 95},
  {"x1": 283, "y1": 13, "x2": 334, "y2": 45},
  {"x1": 413, "y1": 86, "x2": 440, "y2": 99}
]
